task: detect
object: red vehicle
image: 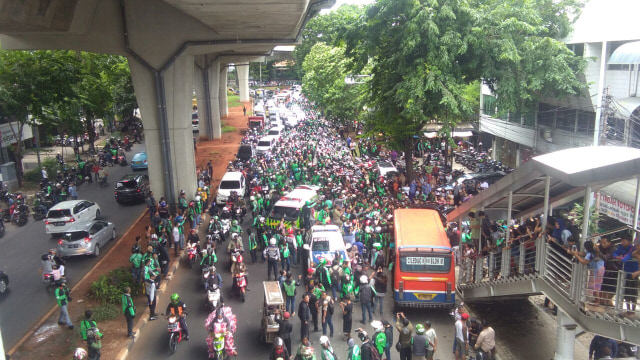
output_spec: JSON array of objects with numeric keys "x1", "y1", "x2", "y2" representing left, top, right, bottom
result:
[{"x1": 248, "y1": 116, "x2": 264, "y2": 130}]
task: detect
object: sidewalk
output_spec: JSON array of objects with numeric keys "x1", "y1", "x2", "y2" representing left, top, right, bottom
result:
[
  {"x1": 22, "y1": 132, "x2": 115, "y2": 171},
  {"x1": 8, "y1": 102, "x2": 251, "y2": 360}
]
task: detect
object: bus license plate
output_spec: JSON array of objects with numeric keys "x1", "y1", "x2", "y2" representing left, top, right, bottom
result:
[
  {"x1": 414, "y1": 293, "x2": 436, "y2": 300},
  {"x1": 406, "y1": 257, "x2": 444, "y2": 266}
]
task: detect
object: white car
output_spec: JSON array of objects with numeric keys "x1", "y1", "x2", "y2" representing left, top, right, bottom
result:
[
  {"x1": 216, "y1": 171, "x2": 246, "y2": 204},
  {"x1": 45, "y1": 200, "x2": 102, "y2": 235},
  {"x1": 377, "y1": 160, "x2": 398, "y2": 178},
  {"x1": 267, "y1": 127, "x2": 283, "y2": 140},
  {"x1": 307, "y1": 225, "x2": 348, "y2": 267},
  {"x1": 256, "y1": 136, "x2": 276, "y2": 155}
]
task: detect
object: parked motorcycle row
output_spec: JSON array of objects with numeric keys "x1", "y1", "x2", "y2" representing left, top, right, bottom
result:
[{"x1": 454, "y1": 148, "x2": 514, "y2": 173}]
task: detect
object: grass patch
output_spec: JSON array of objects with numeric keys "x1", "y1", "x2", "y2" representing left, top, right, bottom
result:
[
  {"x1": 222, "y1": 125, "x2": 236, "y2": 133},
  {"x1": 91, "y1": 303, "x2": 120, "y2": 322},
  {"x1": 228, "y1": 94, "x2": 242, "y2": 108},
  {"x1": 89, "y1": 267, "x2": 142, "y2": 305}
]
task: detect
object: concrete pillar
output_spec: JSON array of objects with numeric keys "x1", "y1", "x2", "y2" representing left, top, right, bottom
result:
[
  {"x1": 237, "y1": 63, "x2": 250, "y2": 102},
  {"x1": 193, "y1": 57, "x2": 222, "y2": 140},
  {"x1": 219, "y1": 66, "x2": 229, "y2": 119},
  {"x1": 128, "y1": 54, "x2": 197, "y2": 203},
  {"x1": 554, "y1": 310, "x2": 577, "y2": 360}
]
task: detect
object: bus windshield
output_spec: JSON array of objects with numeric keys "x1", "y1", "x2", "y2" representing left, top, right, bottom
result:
[{"x1": 399, "y1": 252, "x2": 451, "y2": 273}]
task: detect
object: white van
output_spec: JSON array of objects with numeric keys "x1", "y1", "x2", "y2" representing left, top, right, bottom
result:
[
  {"x1": 307, "y1": 224, "x2": 348, "y2": 267},
  {"x1": 256, "y1": 136, "x2": 276, "y2": 155},
  {"x1": 216, "y1": 172, "x2": 246, "y2": 204},
  {"x1": 45, "y1": 200, "x2": 102, "y2": 235},
  {"x1": 268, "y1": 185, "x2": 319, "y2": 229}
]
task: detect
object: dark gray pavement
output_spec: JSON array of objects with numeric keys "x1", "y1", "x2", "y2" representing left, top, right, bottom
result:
[{"x1": 0, "y1": 141, "x2": 147, "y2": 349}]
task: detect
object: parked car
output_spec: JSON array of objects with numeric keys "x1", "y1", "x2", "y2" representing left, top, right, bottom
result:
[
  {"x1": 236, "y1": 144, "x2": 255, "y2": 162},
  {"x1": 56, "y1": 220, "x2": 116, "y2": 257},
  {"x1": 216, "y1": 171, "x2": 246, "y2": 204},
  {"x1": 0, "y1": 270, "x2": 8, "y2": 294},
  {"x1": 45, "y1": 200, "x2": 102, "y2": 235},
  {"x1": 130, "y1": 151, "x2": 148, "y2": 170},
  {"x1": 115, "y1": 174, "x2": 150, "y2": 204},
  {"x1": 377, "y1": 161, "x2": 398, "y2": 178}
]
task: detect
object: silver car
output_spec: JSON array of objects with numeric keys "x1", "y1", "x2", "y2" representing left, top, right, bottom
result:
[{"x1": 56, "y1": 220, "x2": 116, "y2": 257}]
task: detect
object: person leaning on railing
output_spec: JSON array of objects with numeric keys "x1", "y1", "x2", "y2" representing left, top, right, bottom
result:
[{"x1": 570, "y1": 240, "x2": 604, "y2": 305}]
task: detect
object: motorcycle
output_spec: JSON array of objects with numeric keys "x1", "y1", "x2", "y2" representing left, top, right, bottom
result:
[
  {"x1": 167, "y1": 314, "x2": 187, "y2": 354},
  {"x1": 201, "y1": 265, "x2": 211, "y2": 289},
  {"x1": 232, "y1": 272, "x2": 248, "y2": 303},
  {"x1": 206, "y1": 284, "x2": 222, "y2": 312},
  {"x1": 210, "y1": 331, "x2": 227, "y2": 360},
  {"x1": 42, "y1": 267, "x2": 65, "y2": 294},
  {"x1": 12, "y1": 204, "x2": 28, "y2": 226},
  {"x1": 187, "y1": 243, "x2": 199, "y2": 269},
  {"x1": 32, "y1": 205, "x2": 47, "y2": 221}
]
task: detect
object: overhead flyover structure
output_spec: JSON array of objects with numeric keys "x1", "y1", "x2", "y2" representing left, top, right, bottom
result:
[
  {"x1": 447, "y1": 146, "x2": 640, "y2": 359},
  {"x1": 0, "y1": 0, "x2": 334, "y2": 205}
]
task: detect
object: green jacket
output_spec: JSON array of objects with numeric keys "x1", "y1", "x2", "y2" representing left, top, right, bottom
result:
[
  {"x1": 129, "y1": 253, "x2": 143, "y2": 268},
  {"x1": 248, "y1": 234, "x2": 258, "y2": 250},
  {"x1": 55, "y1": 287, "x2": 70, "y2": 307},
  {"x1": 374, "y1": 332, "x2": 387, "y2": 355},
  {"x1": 80, "y1": 319, "x2": 102, "y2": 341},
  {"x1": 122, "y1": 293, "x2": 135, "y2": 317},
  {"x1": 348, "y1": 344, "x2": 361, "y2": 360}
]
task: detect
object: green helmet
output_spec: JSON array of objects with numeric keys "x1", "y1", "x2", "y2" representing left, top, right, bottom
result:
[
  {"x1": 232, "y1": 220, "x2": 238, "y2": 226},
  {"x1": 213, "y1": 216, "x2": 219, "y2": 220},
  {"x1": 373, "y1": 242, "x2": 382, "y2": 251},
  {"x1": 319, "y1": 258, "x2": 327, "y2": 266},
  {"x1": 415, "y1": 323, "x2": 425, "y2": 334},
  {"x1": 170, "y1": 293, "x2": 180, "y2": 303}
]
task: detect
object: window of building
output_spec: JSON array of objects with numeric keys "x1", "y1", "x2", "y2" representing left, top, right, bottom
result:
[
  {"x1": 555, "y1": 108, "x2": 577, "y2": 132},
  {"x1": 482, "y1": 94, "x2": 497, "y2": 116},
  {"x1": 537, "y1": 103, "x2": 555, "y2": 127},
  {"x1": 577, "y1": 110, "x2": 595, "y2": 135},
  {"x1": 567, "y1": 43, "x2": 584, "y2": 57}
]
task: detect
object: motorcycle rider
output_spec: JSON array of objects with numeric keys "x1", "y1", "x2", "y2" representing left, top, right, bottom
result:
[
  {"x1": 205, "y1": 266, "x2": 223, "y2": 293},
  {"x1": 200, "y1": 248, "x2": 217, "y2": 268},
  {"x1": 295, "y1": 337, "x2": 316, "y2": 360},
  {"x1": 263, "y1": 238, "x2": 281, "y2": 281},
  {"x1": 228, "y1": 232, "x2": 244, "y2": 253},
  {"x1": 230, "y1": 219, "x2": 243, "y2": 237},
  {"x1": 269, "y1": 337, "x2": 290, "y2": 360},
  {"x1": 42, "y1": 249, "x2": 65, "y2": 277},
  {"x1": 165, "y1": 293, "x2": 188, "y2": 341}
]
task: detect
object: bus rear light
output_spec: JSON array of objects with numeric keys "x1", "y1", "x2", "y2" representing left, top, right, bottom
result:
[{"x1": 398, "y1": 280, "x2": 404, "y2": 300}]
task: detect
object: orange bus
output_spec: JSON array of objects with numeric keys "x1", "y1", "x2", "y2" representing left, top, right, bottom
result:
[{"x1": 392, "y1": 208, "x2": 455, "y2": 311}]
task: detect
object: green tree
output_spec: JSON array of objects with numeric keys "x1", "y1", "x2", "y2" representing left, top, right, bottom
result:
[
  {"x1": 346, "y1": 0, "x2": 585, "y2": 181},
  {"x1": 302, "y1": 43, "x2": 367, "y2": 126},
  {"x1": 0, "y1": 50, "x2": 79, "y2": 184}
]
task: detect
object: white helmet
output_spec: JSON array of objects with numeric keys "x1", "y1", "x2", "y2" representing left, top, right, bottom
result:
[
  {"x1": 371, "y1": 320, "x2": 383, "y2": 332},
  {"x1": 360, "y1": 275, "x2": 368, "y2": 284},
  {"x1": 73, "y1": 348, "x2": 87, "y2": 359},
  {"x1": 232, "y1": 233, "x2": 239, "y2": 239},
  {"x1": 319, "y1": 335, "x2": 330, "y2": 345},
  {"x1": 270, "y1": 238, "x2": 277, "y2": 246},
  {"x1": 195, "y1": 195, "x2": 201, "y2": 201},
  {"x1": 250, "y1": 196, "x2": 255, "y2": 201}
]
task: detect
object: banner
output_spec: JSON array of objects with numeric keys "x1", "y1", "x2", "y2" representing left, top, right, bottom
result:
[{"x1": 596, "y1": 191, "x2": 639, "y2": 227}]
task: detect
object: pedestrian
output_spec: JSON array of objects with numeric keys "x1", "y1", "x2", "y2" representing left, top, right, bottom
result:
[
  {"x1": 282, "y1": 272, "x2": 298, "y2": 314},
  {"x1": 454, "y1": 313, "x2": 469, "y2": 360},
  {"x1": 339, "y1": 297, "x2": 353, "y2": 340},
  {"x1": 55, "y1": 281, "x2": 74, "y2": 329},
  {"x1": 91, "y1": 162, "x2": 100, "y2": 182},
  {"x1": 321, "y1": 293, "x2": 334, "y2": 337},
  {"x1": 320, "y1": 335, "x2": 337, "y2": 360},
  {"x1": 157, "y1": 237, "x2": 170, "y2": 277},
  {"x1": 424, "y1": 321, "x2": 437, "y2": 360},
  {"x1": 371, "y1": 267, "x2": 387, "y2": 316},
  {"x1": 589, "y1": 335, "x2": 618, "y2": 360},
  {"x1": 298, "y1": 293, "x2": 312, "y2": 340},
  {"x1": 347, "y1": 338, "x2": 360, "y2": 360},
  {"x1": 143, "y1": 258, "x2": 159, "y2": 321},
  {"x1": 306, "y1": 284, "x2": 320, "y2": 332},
  {"x1": 121, "y1": 287, "x2": 136, "y2": 338},
  {"x1": 264, "y1": 238, "x2": 280, "y2": 281},
  {"x1": 129, "y1": 246, "x2": 143, "y2": 283},
  {"x1": 146, "y1": 191, "x2": 156, "y2": 223},
  {"x1": 248, "y1": 229, "x2": 258, "y2": 263},
  {"x1": 41, "y1": 167, "x2": 48, "y2": 180},
  {"x1": 382, "y1": 319, "x2": 393, "y2": 360},
  {"x1": 80, "y1": 310, "x2": 102, "y2": 342},
  {"x1": 411, "y1": 324, "x2": 428, "y2": 360},
  {"x1": 69, "y1": 183, "x2": 78, "y2": 200},
  {"x1": 243, "y1": 105, "x2": 247, "y2": 117},
  {"x1": 473, "y1": 319, "x2": 494, "y2": 360},
  {"x1": 358, "y1": 275, "x2": 375, "y2": 324},
  {"x1": 396, "y1": 312, "x2": 413, "y2": 360},
  {"x1": 172, "y1": 222, "x2": 180, "y2": 256},
  {"x1": 276, "y1": 310, "x2": 293, "y2": 355}
]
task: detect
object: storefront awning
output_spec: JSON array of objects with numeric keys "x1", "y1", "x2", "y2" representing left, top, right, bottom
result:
[
  {"x1": 609, "y1": 41, "x2": 640, "y2": 65},
  {"x1": 423, "y1": 131, "x2": 473, "y2": 138}
]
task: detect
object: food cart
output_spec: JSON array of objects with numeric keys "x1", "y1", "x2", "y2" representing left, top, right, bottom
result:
[{"x1": 261, "y1": 281, "x2": 285, "y2": 344}]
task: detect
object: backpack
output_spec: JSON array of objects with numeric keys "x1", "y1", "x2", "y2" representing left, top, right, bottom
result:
[
  {"x1": 364, "y1": 342, "x2": 381, "y2": 360},
  {"x1": 375, "y1": 252, "x2": 385, "y2": 268},
  {"x1": 330, "y1": 267, "x2": 341, "y2": 285}
]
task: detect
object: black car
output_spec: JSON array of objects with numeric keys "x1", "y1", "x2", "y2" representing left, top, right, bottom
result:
[
  {"x1": 114, "y1": 174, "x2": 150, "y2": 204},
  {"x1": 0, "y1": 270, "x2": 8, "y2": 294},
  {"x1": 236, "y1": 144, "x2": 255, "y2": 162}
]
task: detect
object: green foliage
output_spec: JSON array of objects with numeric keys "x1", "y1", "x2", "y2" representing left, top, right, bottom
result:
[
  {"x1": 228, "y1": 95, "x2": 242, "y2": 108},
  {"x1": 22, "y1": 158, "x2": 59, "y2": 184},
  {"x1": 222, "y1": 125, "x2": 236, "y2": 133},
  {"x1": 91, "y1": 303, "x2": 120, "y2": 322},
  {"x1": 568, "y1": 202, "x2": 600, "y2": 236},
  {"x1": 89, "y1": 267, "x2": 141, "y2": 305}
]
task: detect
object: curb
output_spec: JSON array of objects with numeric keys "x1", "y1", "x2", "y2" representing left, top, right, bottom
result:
[
  {"x1": 115, "y1": 249, "x2": 186, "y2": 360},
  {"x1": 7, "y1": 209, "x2": 147, "y2": 356}
]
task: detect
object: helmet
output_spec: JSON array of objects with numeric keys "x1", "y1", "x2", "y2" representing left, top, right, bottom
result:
[
  {"x1": 373, "y1": 242, "x2": 382, "y2": 251},
  {"x1": 270, "y1": 238, "x2": 277, "y2": 246},
  {"x1": 170, "y1": 293, "x2": 180, "y2": 303},
  {"x1": 319, "y1": 335, "x2": 330, "y2": 345},
  {"x1": 345, "y1": 275, "x2": 350, "y2": 281},
  {"x1": 232, "y1": 220, "x2": 238, "y2": 226},
  {"x1": 274, "y1": 337, "x2": 284, "y2": 347},
  {"x1": 250, "y1": 196, "x2": 255, "y2": 201},
  {"x1": 360, "y1": 275, "x2": 368, "y2": 284},
  {"x1": 415, "y1": 323, "x2": 425, "y2": 334},
  {"x1": 213, "y1": 216, "x2": 219, "y2": 220},
  {"x1": 319, "y1": 258, "x2": 327, "y2": 266},
  {"x1": 160, "y1": 201, "x2": 167, "y2": 207},
  {"x1": 195, "y1": 195, "x2": 201, "y2": 201},
  {"x1": 210, "y1": 266, "x2": 216, "y2": 272},
  {"x1": 180, "y1": 190, "x2": 185, "y2": 195},
  {"x1": 357, "y1": 330, "x2": 369, "y2": 342},
  {"x1": 371, "y1": 320, "x2": 383, "y2": 332},
  {"x1": 232, "y1": 233, "x2": 239, "y2": 239},
  {"x1": 198, "y1": 187, "x2": 202, "y2": 191},
  {"x1": 73, "y1": 348, "x2": 87, "y2": 359}
]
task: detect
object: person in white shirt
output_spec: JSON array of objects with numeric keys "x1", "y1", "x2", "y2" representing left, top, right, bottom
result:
[
  {"x1": 424, "y1": 320, "x2": 437, "y2": 360},
  {"x1": 454, "y1": 313, "x2": 469, "y2": 360}
]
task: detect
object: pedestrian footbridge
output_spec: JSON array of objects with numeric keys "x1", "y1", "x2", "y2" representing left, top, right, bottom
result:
[{"x1": 446, "y1": 146, "x2": 640, "y2": 355}]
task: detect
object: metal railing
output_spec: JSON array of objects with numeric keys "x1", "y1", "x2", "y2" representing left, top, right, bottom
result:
[{"x1": 458, "y1": 237, "x2": 640, "y2": 327}]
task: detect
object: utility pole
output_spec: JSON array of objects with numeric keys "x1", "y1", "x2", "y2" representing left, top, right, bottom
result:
[{"x1": 599, "y1": 87, "x2": 611, "y2": 146}]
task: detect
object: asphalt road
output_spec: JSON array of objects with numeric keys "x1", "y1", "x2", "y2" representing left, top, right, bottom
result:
[
  {"x1": 0, "y1": 141, "x2": 148, "y2": 349},
  {"x1": 128, "y1": 215, "x2": 457, "y2": 360}
]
